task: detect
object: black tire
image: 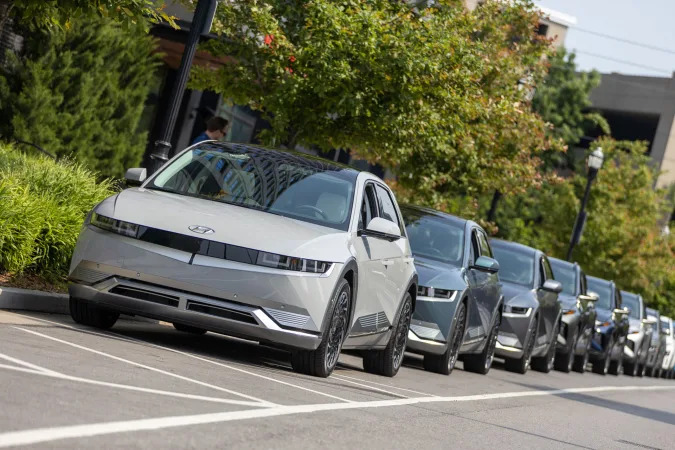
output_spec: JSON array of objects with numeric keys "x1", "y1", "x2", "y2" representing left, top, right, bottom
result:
[
  {"x1": 173, "y1": 323, "x2": 207, "y2": 335},
  {"x1": 463, "y1": 313, "x2": 500, "y2": 375},
  {"x1": 572, "y1": 350, "x2": 589, "y2": 374},
  {"x1": 291, "y1": 279, "x2": 351, "y2": 378},
  {"x1": 363, "y1": 292, "x2": 413, "y2": 377},
  {"x1": 592, "y1": 337, "x2": 613, "y2": 375},
  {"x1": 69, "y1": 297, "x2": 119, "y2": 329},
  {"x1": 637, "y1": 363, "x2": 646, "y2": 377},
  {"x1": 555, "y1": 325, "x2": 578, "y2": 373},
  {"x1": 608, "y1": 357, "x2": 623, "y2": 376},
  {"x1": 423, "y1": 301, "x2": 466, "y2": 375},
  {"x1": 505, "y1": 317, "x2": 537, "y2": 374},
  {"x1": 532, "y1": 321, "x2": 559, "y2": 373},
  {"x1": 625, "y1": 362, "x2": 638, "y2": 377}
]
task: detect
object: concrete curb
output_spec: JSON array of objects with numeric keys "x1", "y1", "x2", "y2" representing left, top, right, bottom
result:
[
  {"x1": 0, "y1": 286, "x2": 69, "y2": 314},
  {"x1": 0, "y1": 286, "x2": 157, "y2": 323}
]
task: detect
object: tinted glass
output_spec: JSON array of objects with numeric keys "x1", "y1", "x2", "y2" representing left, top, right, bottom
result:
[
  {"x1": 542, "y1": 257, "x2": 553, "y2": 280},
  {"x1": 660, "y1": 318, "x2": 670, "y2": 335},
  {"x1": 477, "y1": 231, "x2": 493, "y2": 257},
  {"x1": 402, "y1": 212, "x2": 464, "y2": 266},
  {"x1": 621, "y1": 292, "x2": 641, "y2": 319},
  {"x1": 358, "y1": 184, "x2": 377, "y2": 230},
  {"x1": 149, "y1": 145, "x2": 356, "y2": 230},
  {"x1": 491, "y1": 246, "x2": 534, "y2": 287},
  {"x1": 587, "y1": 278, "x2": 613, "y2": 310},
  {"x1": 550, "y1": 261, "x2": 576, "y2": 296},
  {"x1": 375, "y1": 185, "x2": 404, "y2": 234}
]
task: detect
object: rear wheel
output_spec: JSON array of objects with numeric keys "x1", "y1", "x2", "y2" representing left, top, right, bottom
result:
[
  {"x1": 363, "y1": 293, "x2": 412, "y2": 377},
  {"x1": 69, "y1": 297, "x2": 119, "y2": 330},
  {"x1": 173, "y1": 323, "x2": 207, "y2": 335},
  {"x1": 505, "y1": 317, "x2": 537, "y2": 374},
  {"x1": 291, "y1": 279, "x2": 351, "y2": 378},
  {"x1": 423, "y1": 301, "x2": 466, "y2": 375},
  {"x1": 555, "y1": 326, "x2": 578, "y2": 373},
  {"x1": 463, "y1": 314, "x2": 500, "y2": 375}
]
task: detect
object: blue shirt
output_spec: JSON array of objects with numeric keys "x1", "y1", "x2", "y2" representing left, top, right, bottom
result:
[{"x1": 191, "y1": 132, "x2": 210, "y2": 145}]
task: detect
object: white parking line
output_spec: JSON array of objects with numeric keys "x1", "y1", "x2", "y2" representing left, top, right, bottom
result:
[
  {"x1": 0, "y1": 385, "x2": 672, "y2": 448},
  {"x1": 13, "y1": 327, "x2": 276, "y2": 407},
  {"x1": 9, "y1": 313, "x2": 354, "y2": 403},
  {"x1": 330, "y1": 375, "x2": 408, "y2": 399},
  {"x1": 0, "y1": 363, "x2": 267, "y2": 408},
  {"x1": 0, "y1": 352, "x2": 61, "y2": 376},
  {"x1": 332, "y1": 373, "x2": 437, "y2": 397}
]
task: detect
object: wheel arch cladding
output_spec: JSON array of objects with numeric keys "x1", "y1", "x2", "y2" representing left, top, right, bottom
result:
[
  {"x1": 318, "y1": 259, "x2": 358, "y2": 336},
  {"x1": 407, "y1": 274, "x2": 419, "y2": 313}
]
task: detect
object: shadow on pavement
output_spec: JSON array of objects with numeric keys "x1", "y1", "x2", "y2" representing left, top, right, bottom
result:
[{"x1": 507, "y1": 380, "x2": 675, "y2": 427}]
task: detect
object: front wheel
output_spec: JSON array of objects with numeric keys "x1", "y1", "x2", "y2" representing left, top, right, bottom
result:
[
  {"x1": 505, "y1": 317, "x2": 537, "y2": 374},
  {"x1": 532, "y1": 321, "x2": 559, "y2": 373},
  {"x1": 423, "y1": 301, "x2": 466, "y2": 375},
  {"x1": 463, "y1": 314, "x2": 500, "y2": 375},
  {"x1": 69, "y1": 297, "x2": 119, "y2": 330},
  {"x1": 291, "y1": 279, "x2": 351, "y2": 378},
  {"x1": 555, "y1": 326, "x2": 578, "y2": 373},
  {"x1": 592, "y1": 337, "x2": 613, "y2": 375},
  {"x1": 363, "y1": 293, "x2": 413, "y2": 377}
]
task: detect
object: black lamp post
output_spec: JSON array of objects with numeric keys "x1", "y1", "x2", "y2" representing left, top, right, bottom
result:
[
  {"x1": 149, "y1": 0, "x2": 217, "y2": 175},
  {"x1": 566, "y1": 147, "x2": 604, "y2": 261}
]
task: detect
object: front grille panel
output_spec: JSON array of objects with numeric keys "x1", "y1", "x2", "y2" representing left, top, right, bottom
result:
[
  {"x1": 186, "y1": 301, "x2": 257, "y2": 324},
  {"x1": 70, "y1": 267, "x2": 110, "y2": 284},
  {"x1": 109, "y1": 286, "x2": 179, "y2": 307}
]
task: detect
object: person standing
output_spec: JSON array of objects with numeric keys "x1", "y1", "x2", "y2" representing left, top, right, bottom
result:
[{"x1": 191, "y1": 116, "x2": 229, "y2": 145}]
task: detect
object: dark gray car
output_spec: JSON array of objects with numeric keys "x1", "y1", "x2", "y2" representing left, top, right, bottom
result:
[
  {"x1": 549, "y1": 258, "x2": 598, "y2": 373},
  {"x1": 645, "y1": 307, "x2": 667, "y2": 377},
  {"x1": 401, "y1": 206, "x2": 503, "y2": 375},
  {"x1": 490, "y1": 240, "x2": 563, "y2": 374},
  {"x1": 587, "y1": 276, "x2": 630, "y2": 376},
  {"x1": 621, "y1": 291, "x2": 652, "y2": 377}
]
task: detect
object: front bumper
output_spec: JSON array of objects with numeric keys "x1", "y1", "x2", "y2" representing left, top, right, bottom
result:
[
  {"x1": 68, "y1": 226, "x2": 344, "y2": 350},
  {"x1": 405, "y1": 294, "x2": 457, "y2": 356},
  {"x1": 495, "y1": 309, "x2": 532, "y2": 360},
  {"x1": 624, "y1": 331, "x2": 645, "y2": 363},
  {"x1": 557, "y1": 312, "x2": 581, "y2": 353}
]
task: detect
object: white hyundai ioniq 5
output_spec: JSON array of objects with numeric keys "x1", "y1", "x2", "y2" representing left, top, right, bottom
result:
[{"x1": 68, "y1": 142, "x2": 417, "y2": 377}]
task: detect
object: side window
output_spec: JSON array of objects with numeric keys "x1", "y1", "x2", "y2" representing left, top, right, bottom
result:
[
  {"x1": 469, "y1": 232, "x2": 478, "y2": 265},
  {"x1": 477, "y1": 230, "x2": 493, "y2": 258},
  {"x1": 375, "y1": 184, "x2": 404, "y2": 234},
  {"x1": 615, "y1": 289, "x2": 622, "y2": 309},
  {"x1": 543, "y1": 257, "x2": 554, "y2": 280},
  {"x1": 580, "y1": 271, "x2": 587, "y2": 295},
  {"x1": 358, "y1": 184, "x2": 378, "y2": 230}
]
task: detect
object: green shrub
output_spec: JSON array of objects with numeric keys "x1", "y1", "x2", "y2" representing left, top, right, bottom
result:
[{"x1": 0, "y1": 142, "x2": 115, "y2": 280}]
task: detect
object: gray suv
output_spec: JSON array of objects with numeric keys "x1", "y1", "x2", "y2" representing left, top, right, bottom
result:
[
  {"x1": 621, "y1": 291, "x2": 652, "y2": 377},
  {"x1": 645, "y1": 307, "x2": 667, "y2": 377},
  {"x1": 401, "y1": 206, "x2": 503, "y2": 375},
  {"x1": 490, "y1": 240, "x2": 562, "y2": 374}
]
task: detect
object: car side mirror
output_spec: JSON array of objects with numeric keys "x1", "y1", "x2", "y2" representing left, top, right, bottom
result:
[
  {"x1": 579, "y1": 292, "x2": 599, "y2": 302},
  {"x1": 541, "y1": 279, "x2": 562, "y2": 293},
  {"x1": 470, "y1": 256, "x2": 499, "y2": 273},
  {"x1": 124, "y1": 168, "x2": 147, "y2": 186},
  {"x1": 613, "y1": 308, "x2": 629, "y2": 317},
  {"x1": 642, "y1": 318, "x2": 656, "y2": 325},
  {"x1": 364, "y1": 217, "x2": 401, "y2": 241}
]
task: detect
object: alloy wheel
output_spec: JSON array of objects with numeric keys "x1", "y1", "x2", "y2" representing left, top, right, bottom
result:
[
  {"x1": 524, "y1": 323, "x2": 537, "y2": 370},
  {"x1": 392, "y1": 299, "x2": 412, "y2": 370},
  {"x1": 448, "y1": 303, "x2": 467, "y2": 372},
  {"x1": 325, "y1": 290, "x2": 350, "y2": 370},
  {"x1": 485, "y1": 325, "x2": 498, "y2": 371}
]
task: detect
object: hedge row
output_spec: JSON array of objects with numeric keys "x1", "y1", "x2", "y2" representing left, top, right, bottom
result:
[{"x1": 0, "y1": 143, "x2": 115, "y2": 280}]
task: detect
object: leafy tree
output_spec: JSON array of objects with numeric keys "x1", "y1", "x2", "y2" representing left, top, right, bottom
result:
[
  {"x1": 495, "y1": 138, "x2": 675, "y2": 315},
  {"x1": 0, "y1": 0, "x2": 176, "y2": 31},
  {"x1": 0, "y1": 16, "x2": 161, "y2": 178},
  {"x1": 191, "y1": 0, "x2": 557, "y2": 207}
]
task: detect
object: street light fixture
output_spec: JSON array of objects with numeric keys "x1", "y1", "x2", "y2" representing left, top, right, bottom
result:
[{"x1": 566, "y1": 147, "x2": 604, "y2": 261}]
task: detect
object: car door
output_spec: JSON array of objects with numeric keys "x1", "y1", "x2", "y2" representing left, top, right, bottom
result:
[
  {"x1": 464, "y1": 229, "x2": 485, "y2": 343},
  {"x1": 350, "y1": 182, "x2": 404, "y2": 335},
  {"x1": 536, "y1": 255, "x2": 559, "y2": 346}
]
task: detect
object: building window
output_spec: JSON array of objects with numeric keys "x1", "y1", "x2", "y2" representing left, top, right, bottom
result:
[{"x1": 537, "y1": 23, "x2": 549, "y2": 37}]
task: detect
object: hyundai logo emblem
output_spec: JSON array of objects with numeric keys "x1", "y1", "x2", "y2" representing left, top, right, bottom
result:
[{"x1": 189, "y1": 225, "x2": 215, "y2": 235}]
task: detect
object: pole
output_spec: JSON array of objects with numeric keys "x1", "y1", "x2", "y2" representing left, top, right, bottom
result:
[
  {"x1": 566, "y1": 167, "x2": 598, "y2": 261},
  {"x1": 149, "y1": 0, "x2": 216, "y2": 174},
  {"x1": 486, "y1": 190, "x2": 502, "y2": 223}
]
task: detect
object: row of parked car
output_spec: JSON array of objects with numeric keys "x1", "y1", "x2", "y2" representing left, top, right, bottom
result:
[{"x1": 66, "y1": 143, "x2": 675, "y2": 379}]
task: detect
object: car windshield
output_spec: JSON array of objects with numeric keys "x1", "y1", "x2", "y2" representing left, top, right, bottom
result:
[
  {"x1": 587, "y1": 278, "x2": 613, "y2": 310},
  {"x1": 401, "y1": 210, "x2": 464, "y2": 266},
  {"x1": 661, "y1": 318, "x2": 670, "y2": 335},
  {"x1": 622, "y1": 292, "x2": 641, "y2": 319},
  {"x1": 147, "y1": 144, "x2": 357, "y2": 231},
  {"x1": 550, "y1": 261, "x2": 576, "y2": 296},
  {"x1": 491, "y1": 246, "x2": 534, "y2": 287}
]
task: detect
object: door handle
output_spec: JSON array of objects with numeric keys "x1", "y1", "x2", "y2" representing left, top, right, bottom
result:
[{"x1": 382, "y1": 259, "x2": 395, "y2": 267}]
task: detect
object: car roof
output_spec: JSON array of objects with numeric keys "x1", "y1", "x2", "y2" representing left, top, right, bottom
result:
[
  {"x1": 646, "y1": 307, "x2": 659, "y2": 316},
  {"x1": 549, "y1": 257, "x2": 577, "y2": 270},
  {"x1": 587, "y1": 275, "x2": 615, "y2": 286},
  {"x1": 195, "y1": 141, "x2": 361, "y2": 176},
  {"x1": 489, "y1": 238, "x2": 538, "y2": 256},
  {"x1": 399, "y1": 204, "x2": 468, "y2": 227}
]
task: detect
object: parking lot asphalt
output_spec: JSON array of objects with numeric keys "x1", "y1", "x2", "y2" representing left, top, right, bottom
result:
[{"x1": 0, "y1": 308, "x2": 674, "y2": 449}]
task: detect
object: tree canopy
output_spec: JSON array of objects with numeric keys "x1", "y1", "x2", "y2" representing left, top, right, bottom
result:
[{"x1": 192, "y1": 0, "x2": 558, "y2": 205}]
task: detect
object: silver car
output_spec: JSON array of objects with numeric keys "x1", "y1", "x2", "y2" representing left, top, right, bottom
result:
[
  {"x1": 68, "y1": 142, "x2": 417, "y2": 378},
  {"x1": 621, "y1": 291, "x2": 652, "y2": 377}
]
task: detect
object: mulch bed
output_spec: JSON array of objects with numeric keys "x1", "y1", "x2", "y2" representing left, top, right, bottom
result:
[{"x1": 0, "y1": 272, "x2": 68, "y2": 294}]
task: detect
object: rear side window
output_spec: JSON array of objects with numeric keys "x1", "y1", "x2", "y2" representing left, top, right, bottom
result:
[{"x1": 375, "y1": 184, "x2": 404, "y2": 235}]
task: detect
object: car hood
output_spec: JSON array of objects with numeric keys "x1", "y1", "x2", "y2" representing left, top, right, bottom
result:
[
  {"x1": 596, "y1": 308, "x2": 613, "y2": 323},
  {"x1": 97, "y1": 189, "x2": 351, "y2": 262},
  {"x1": 628, "y1": 318, "x2": 641, "y2": 332},
  {"x1": 557, "y1": 293, "x2": 578, "y2": 310},
  {"x1": 501, "y1": 281, "x2": 538, "y2": 308},
  {"x1": 413, "y1": 256, "x2": 466, "y2": 291}
]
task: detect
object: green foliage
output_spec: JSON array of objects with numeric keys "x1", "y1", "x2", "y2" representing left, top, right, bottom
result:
[
  {"x1": 0, "y1": 16, "x2": 161, "y2": 178},
  {"x1": 532, "y1": 48, "x2": 610, "y2": 169},
  {"x1": 0, "y1": 143, "x2": 116, "y2": 280},
  {"x1": 191, "y1": 0, "x2": 558, "y2": 205},
  {"x1": 494, "y1": 138, "x2": 675, "y2": 315},
  {"x1": 1, "y1": 0, "x2": 176, "y2": 31}
]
